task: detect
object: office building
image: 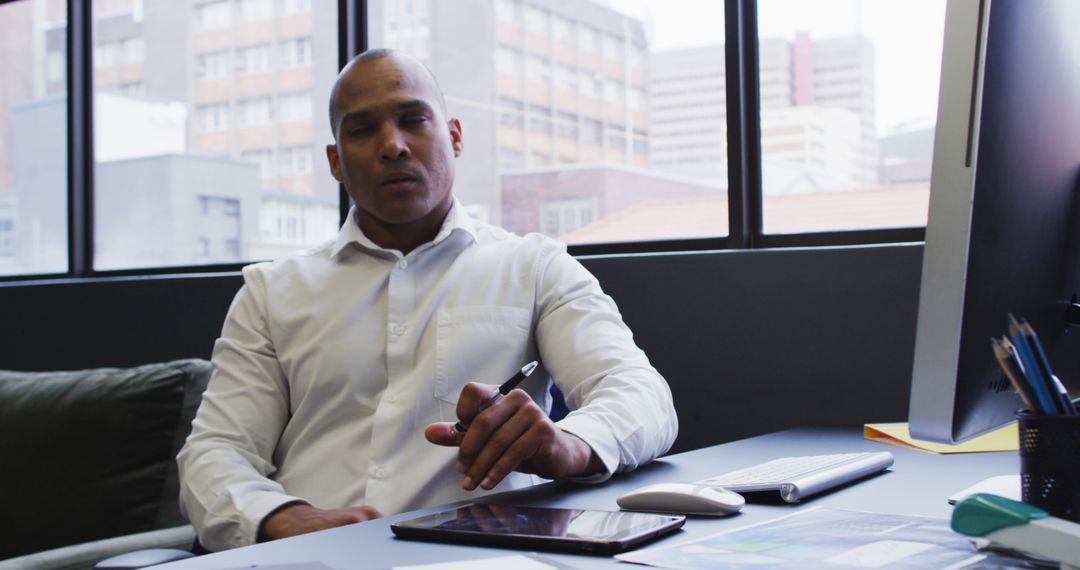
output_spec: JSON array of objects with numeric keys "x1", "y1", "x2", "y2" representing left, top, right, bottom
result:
[
  {"x1": 0, "y1": 0, "x2": 341, "y2": 270},
  {"x1": 369, "y1": 0, "x2": 652, "y2": 233},
  {"x1": 649, "y1": 33, "x2": 880, "y2": 194}
]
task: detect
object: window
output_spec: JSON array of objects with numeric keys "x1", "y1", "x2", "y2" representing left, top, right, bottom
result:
[
  {"x1": 196, "y1": 51, "x2": 230, "y2": 80},
  {"x1": 195, "y1": 196, "x2": 243, "y2": 263},
  {"x1": 579, "y1": 25, "x2": 598, "y2": 52},
  {"x1": 238, "y1": 97, "x2": 272, "y2": 127},
  {"x1": 94, "y1": 42, "x2": 118, "y2": 68},
  {"x1": 4, "y1": 0, "x2": 943, "y2": 280},
  {"x1": 279, "y1": 92, "x2": 312, "y2": 121},
  {"x1": 542, "y1": 198, "x2": 596, "y2": 236},
  {"x1": 237, "y1": 44, "x2": 272, "y2": 74},
  {"x1": 197, "y1": 1, "x2": 232, "y2": 30},
  {"x1": 0, "y1": 219, "x2": 14, "y2": 258},
  {"x1": 498, "y1": 97, "x2": 524, "y2": 128},
  {"x1": 525, "y1": 5, "x2": 549, "y2": 35},
  {"x1": 0, "y1": 0, "x2": 68, "y2": 276},
  {"x1": 280, "y1": 37, "x2": 312, "y2": 68},
  {"x1": 495, "y1": 46, "x2": 521, "y2": 75},
  {"x1": 757, "y1": 0, "x2": 945, "y2": 235},
  {"x1": 239, "y1": 0, "x2": 274, "y2": 22},
  {"x1": 495, "y1": 0, "x2": 520, "y2": 23},
  {"x1": 85, "y1": 0, "x2": 338, "y2": 272},
  {"x1": 241, "y1": 149, "x2": 274, "y2": 178},
  {"x1": 121, "y1": 36, "x2": 144, "y2": 63},
  {"x1": 46, "y1": 50, "x2": 65, "y2": 82},
  {"x1": 198, "y1": 103, "x2": 231, "y2": 131},
  {"x1": 283, "y1": 0, "x2": 312, "y2": 15},
  {"x1": 279, "y1": 146, "x2": 313, "y2": 175}
]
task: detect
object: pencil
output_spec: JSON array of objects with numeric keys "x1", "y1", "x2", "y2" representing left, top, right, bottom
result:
[{"x1": 992, "y1": 337, "x2": 1038, "y2": 413}]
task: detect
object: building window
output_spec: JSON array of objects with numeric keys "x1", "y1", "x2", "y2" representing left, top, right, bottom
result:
[
  {"x1": 241, "y1": 149, "x2": 274, "y2": 178},
  {"x1": 121, "y1": 36, "x2": 144, "y2": 63},
  {"x1": 542, "y1": 198, "x2": 596, "y2": 237},
  {"x1": 0, "y1": 219, "x2": 14, "y2": 258},
  {"x1": 237, "y1": 44, "x2": 272, "y2": 74},
  {"x1": 495, "y1": 46, "x2": 521, "y2": 75},
  {"x1": 46, "y1": 50, "x2": 65, "y2": 83},
  {"x1": 239, "y1": 0, "x2": 274, "y2": 22},
  {"x1": 282, "y1": 0, "x2": 312, "y2": 15},
  {"x1": 195, "y1": 51, "x2": 230, "y2": 80},
  {"x1": 280, "y1": 37, "x2": 313, "y2": 68},
  {"x1": 197, "y1": 1, "x2": 233, "y2": 30},
  {"x1": 238, "y1": 97, "x2": 272, "y2": 127},
  {"x1": 93, "y1": 42, "x2": 117, "y2": 68},
  {"x1": 495, "y1": 0, "x2": 520, "y2": 23},
  {"x1": 525, "y1": 5, "x2": 549, "y2": 35},
  {"x1": 279, "y1": 92, "x2": 312, "y2": 121},
  {"x1": 198, "y1": 103, "x2": 231, "y2": 131},
  {"x1": 498, "y1": 97, "x2": 524, "y2": 128},
  {"x1": 279, "y1": 146, "x2": 313, "y2": 175}
]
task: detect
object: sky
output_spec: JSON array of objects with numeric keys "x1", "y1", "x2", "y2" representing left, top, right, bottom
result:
[{"x1": 607, "y1": 0, "x2": 947, "y2": 136}]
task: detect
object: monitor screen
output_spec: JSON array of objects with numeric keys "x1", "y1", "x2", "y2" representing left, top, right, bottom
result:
[{"x1": 909, "y1": 0, "x2": 1080, "y2": 443}]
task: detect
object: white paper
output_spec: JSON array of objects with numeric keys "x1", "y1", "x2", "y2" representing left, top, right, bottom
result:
[
  {"x1": 392, "y1": 554, "x2": 557, "y2": 570},
  {"x1": 616, "y1": 507, "x2": 987, "y2": 569},
  {"x1": 825, "y1": 540, "x2": 935, "y2": 567}
]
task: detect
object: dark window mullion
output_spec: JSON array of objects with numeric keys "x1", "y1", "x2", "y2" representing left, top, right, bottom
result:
[
  {"x1": 69, "y1": 0, "x2": 93, "y2": 275},
  {"x1": 724, "y1": 0, "x2": 762, "y2": 249},
  {"x1": 338, "y1": 0, "x2": 368, "y2": 226}
]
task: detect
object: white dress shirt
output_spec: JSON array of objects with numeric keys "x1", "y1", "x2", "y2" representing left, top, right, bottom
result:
[{"x1": 177, "y1": 199, "x2": 678, "y2": 551}]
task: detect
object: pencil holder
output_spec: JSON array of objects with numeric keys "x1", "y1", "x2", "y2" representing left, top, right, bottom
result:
[{"x1": 1016, "y1": 408, "x2": 1080, "y2": 523}]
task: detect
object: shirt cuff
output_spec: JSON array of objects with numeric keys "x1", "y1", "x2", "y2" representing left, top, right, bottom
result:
[
  {"x1": 556, "y1": 411, "x2": 619, "y2": 484},
  {"x1": 241, "y1": 492, "x2": 310, "y2": 546}
]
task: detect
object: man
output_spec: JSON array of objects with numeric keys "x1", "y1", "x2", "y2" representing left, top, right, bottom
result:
[{"x1": 178, "y1": 49, "x2": 678, "y2": 551}]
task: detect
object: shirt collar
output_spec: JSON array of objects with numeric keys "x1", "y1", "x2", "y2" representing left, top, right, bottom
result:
[{"x1": 330, "y1": 197, "x2": 477, "y2": 258}]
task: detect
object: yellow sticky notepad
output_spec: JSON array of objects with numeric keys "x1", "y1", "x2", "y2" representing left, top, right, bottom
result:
[{"x1": 863, "y1": 422, "x2": 1018, "y2": 454}]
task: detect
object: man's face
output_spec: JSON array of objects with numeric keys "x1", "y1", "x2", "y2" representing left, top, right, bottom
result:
[{"x1": 327, "y1": 55, "x2": 462, "y2": 230}]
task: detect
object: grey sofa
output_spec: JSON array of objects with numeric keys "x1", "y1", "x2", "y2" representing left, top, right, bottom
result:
[{"x1": 0, "y1": 359, "x2": 212, "y2": 570}]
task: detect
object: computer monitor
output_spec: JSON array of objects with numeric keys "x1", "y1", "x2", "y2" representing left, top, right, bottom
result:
[{"x1": 908, "y1": 0, "x2": 1080, "y2": 443}]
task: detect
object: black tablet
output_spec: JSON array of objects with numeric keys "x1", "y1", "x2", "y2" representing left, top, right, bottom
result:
[{"x1": 390, "y1": 503, "x2": 685, "y2": 555}]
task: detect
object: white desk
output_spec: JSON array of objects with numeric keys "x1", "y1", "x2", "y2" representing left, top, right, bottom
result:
[{"x1": 158, "y1": 428, "x2": 1016, "y2": 569}]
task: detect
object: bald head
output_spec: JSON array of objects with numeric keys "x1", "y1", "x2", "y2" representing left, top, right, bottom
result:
[{"x1": 328, "y1": 49, "x2": 447, "y2": 139}]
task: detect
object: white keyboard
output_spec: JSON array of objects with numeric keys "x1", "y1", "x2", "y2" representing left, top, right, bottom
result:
[{"x1": 695, "y1": 451, "x2": 894, "y2": 503}]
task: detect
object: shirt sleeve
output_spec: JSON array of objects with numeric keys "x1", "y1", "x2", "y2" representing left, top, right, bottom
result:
[
  {"x1": 177, "y1": 266, "x2": 307, "y2": 551},
  {"x1": 533, "y1": 242, "x2": 679, "y2": 481}
]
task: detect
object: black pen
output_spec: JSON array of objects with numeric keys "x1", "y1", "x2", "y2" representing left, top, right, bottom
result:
[{"x1": 454, "y1": 361, "x2": 539, "y2": 432}]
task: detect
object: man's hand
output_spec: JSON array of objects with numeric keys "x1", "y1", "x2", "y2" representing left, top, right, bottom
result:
[
  {"x1": 424, "y1": 383, "x2": 605, "y2": 491},
  {"x1": 258, "y1": 502, "x2": 383, "y2": 542}
]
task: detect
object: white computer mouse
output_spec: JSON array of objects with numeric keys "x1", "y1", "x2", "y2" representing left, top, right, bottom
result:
[{"x1": 616, "y1": 482, "x2": 745, "y2": 516}]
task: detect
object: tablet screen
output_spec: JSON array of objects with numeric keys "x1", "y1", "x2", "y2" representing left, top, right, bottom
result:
[{"x1": 391, "y1": 503, "x2": 685, "y2": 554}]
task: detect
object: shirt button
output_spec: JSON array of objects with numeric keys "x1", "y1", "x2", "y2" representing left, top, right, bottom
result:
[
  {"x1": 392, "y1": 324, "x2": 406, "y2": 336},
  {"x1": 385, "y1": 394, "x2": 397, "y2": 403},
  {"x1": 375, "y1": 467, "x2": 387, "y2": 478},
  {"x1": 397, "y1": 259, "x2": 408, "y2": 270}
]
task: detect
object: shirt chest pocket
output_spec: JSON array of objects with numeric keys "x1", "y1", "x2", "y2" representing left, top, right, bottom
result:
[{"x1": 434, "y1": 306, "x2": 533, "y2": 405}]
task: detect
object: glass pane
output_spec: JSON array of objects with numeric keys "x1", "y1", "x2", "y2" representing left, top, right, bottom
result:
[
  {"x1": 758, "y1": 0, "x2": 946, "y2": 234},
  {"x1": 367, "y1": 0, "x2": 728, "y2": 245},
  {"x1": 0, "y1": 0, "x2": 68, "y2": 276},
  {"x1": 91, "y1": 0, "x2": 338, "y2": 270}
]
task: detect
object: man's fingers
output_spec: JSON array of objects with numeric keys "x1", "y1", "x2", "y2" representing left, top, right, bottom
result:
[
  {"x1": 477, "y1": 425, "x2": 546, "y2": 490},
  {"x1": 343, "y1": 505, "x2": 384, "y2": 522},
  {"x1": 455, "y1": 382, "x2": 499, "y2": 428},
  {"x1": 424, "y1": 422, "x2": 465, "y2": 446},
  {"x1": 462, "y1": 407, "x2": 535, "y2": 490}
]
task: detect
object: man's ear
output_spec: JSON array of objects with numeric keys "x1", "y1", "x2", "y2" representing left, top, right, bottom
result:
[
  {"x1": 448, "y1": 118, "x2": 463, "y2": 157},
  {"x1": 326, "y1": 143, "x2": 343, "y2": 182}
]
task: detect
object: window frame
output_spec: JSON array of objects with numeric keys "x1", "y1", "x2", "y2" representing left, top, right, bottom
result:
[{"x1": 0, "y1": 0, "x2": 924, "y2": 284}]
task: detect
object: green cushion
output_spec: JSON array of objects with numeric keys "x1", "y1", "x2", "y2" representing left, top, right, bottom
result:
[{"x1": 0, "y1": 359, "x2": 211, "y2": 560}]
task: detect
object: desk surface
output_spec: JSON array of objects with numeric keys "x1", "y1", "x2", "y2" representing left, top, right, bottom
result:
[{"x1": 160, "y1": 428, "x2": 1016, "y2": 569}]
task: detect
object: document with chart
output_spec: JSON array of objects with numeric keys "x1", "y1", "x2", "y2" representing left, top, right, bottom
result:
[{"x1": 616, "y1": 507, "x2": 998, "y2": 569}]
